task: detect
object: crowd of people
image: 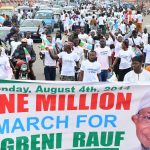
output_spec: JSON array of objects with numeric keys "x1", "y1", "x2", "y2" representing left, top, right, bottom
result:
[{"x1": 0, "y1": 1, "x2": 150, "y2": 82}]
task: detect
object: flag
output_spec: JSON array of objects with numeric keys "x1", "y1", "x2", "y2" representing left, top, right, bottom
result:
[
  {"x1": 24, "y1": 47, "x2": 31, "y2": 63},
  {"x1": 79, "y1": 40, "x2": 86, "y2": 47},
  {"x1": 79, "y1": 40, "x2": 92, "y2": 50},
  {"x1": 47, "y1": 43, "x2": 56, "y2": 50},
  {"x1": 132, "y1": 47, "x2": 142, "y2": 56},
  {"x1": 85, "y1": 43, "x2": 92, "y2": 50},
  {"x1": 38, "y1": 43, "x2": 45, "y2": 50}
]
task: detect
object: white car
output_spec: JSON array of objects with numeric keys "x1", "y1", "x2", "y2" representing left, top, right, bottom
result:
[{"x1": 51, "y1": 5, "x2": 63, "y2": 14}]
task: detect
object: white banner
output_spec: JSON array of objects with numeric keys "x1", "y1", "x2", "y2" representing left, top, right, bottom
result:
[{"x1": 0, "y1": 80, "x2": 150, "y2": 150}]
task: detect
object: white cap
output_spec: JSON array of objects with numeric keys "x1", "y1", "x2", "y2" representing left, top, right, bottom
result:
[
  {"x1": 21, "y1": 38, "x2": 28, "y2": 43},
  {"x1": 117, "y1": 34, "x2": 123, "y2": 38},
  {"x1": 138, "y1": 91, "x2": 150, "y2": 111}
]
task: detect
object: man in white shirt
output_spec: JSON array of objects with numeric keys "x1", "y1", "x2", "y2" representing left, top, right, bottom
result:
[
  {"x1": 119, "y1": 21, "x2": 126, "y2": 35},
  {"x1": 136, "y1": 11, "x2": 143, "y2": 33},
  {"x1": 97, "y1": 14, "x2": 105, "y2": 33},
  {"x1": 129, "y1": 30, "x2": 143, "y2": 49},
  {"x1": 0, "y1": 47, "x2": 13, "y2": 79},
  {"x1": 143, "y1": 37, "x2": 150, "y2": 67},
  {"x1": 94, "y1": 38, "x2": 112, "y2": 81},
  {"x1": 128, "y1": 21, "x2": 136, "y2": 32},
  {"x1": 10, "y1": 34, "x2": 21, "y2": 57},
  {"x1": 79, "y1": 50, "x2": 101, "y2": 82},
  {"x1": 142, "y1": 28, "x2": 149, "y2": 46},
  {"x1": 78, "y1": 27, "x2": 88, "y2": 42},
  {"x1": 26, "y1": 32, "x2": 33, "y2": 47},
  {"x1": 17, "y1": 9, "x2": 22, "y2": 24},
  {"x1": 39, "y1": 34, "x2": 57, "y2": 81},
  {"x1": 124, "y1": 55, "x2": 150, "y2": 82}
]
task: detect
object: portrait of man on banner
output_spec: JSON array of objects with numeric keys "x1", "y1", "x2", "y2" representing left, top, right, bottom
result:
[{"x1": 132, "y1": 92, "x2": 150, "y2": 150}]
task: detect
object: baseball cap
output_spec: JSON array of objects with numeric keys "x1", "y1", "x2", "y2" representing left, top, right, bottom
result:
[
  {"x1": 21, "y1": 38, "x2": 27, "y2": 43},
  {"x1": 138, "y1": 91, "x2": 150, "y2": 112}
]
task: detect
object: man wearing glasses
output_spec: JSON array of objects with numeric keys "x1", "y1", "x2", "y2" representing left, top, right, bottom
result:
[{"x1": 132, "y1": 93, "x2": 150, "y2": 150}]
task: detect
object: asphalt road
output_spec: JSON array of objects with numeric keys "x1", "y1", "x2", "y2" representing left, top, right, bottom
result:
[{"x1": 33, "y1": 15, "x2": 150, "y2": 81}]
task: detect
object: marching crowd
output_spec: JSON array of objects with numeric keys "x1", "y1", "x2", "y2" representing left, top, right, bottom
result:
[{"x1": 0, "y1": 2, "x2": 150, "y2": 82}]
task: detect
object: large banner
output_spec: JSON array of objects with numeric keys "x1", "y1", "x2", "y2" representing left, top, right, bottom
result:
[{"x1": 0, "y1": 80, "x2": 150, "y2": 150}]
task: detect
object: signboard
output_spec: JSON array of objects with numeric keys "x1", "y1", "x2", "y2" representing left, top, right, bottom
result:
[{"x1": 0, "y1": 80, "x2": 150, "y2": 150}]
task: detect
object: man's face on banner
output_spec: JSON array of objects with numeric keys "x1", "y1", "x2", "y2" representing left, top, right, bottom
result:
[{"x1": 132, "y1": 107, "x2": 150, "y2": 148}]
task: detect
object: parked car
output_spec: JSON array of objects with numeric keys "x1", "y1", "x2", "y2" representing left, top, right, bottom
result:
[
  {"x1": 34, "y1": 10, "x2": 55, "y2": 32},
  {"x1": 54, "y1": 13, "x2": 61, "y2": 28},
  {"x1": 0, "y1": 27, "x2": 11, "y2": 41},
  {"x1": 39, "y1": 6, "x2": 52, "y2": 11},
  {"x1": 15, "y1": 6, "x2": 33, "y2": 13},
  {"x1": 122, "y1": 3, "x2": 135, "y2": 10},
  {"x1": 62, "y1": 6, "x2": 75, "y2": 12},
  {"x1": 0, "y1": 6, "x2": 15, "y2": 17},
  {"x1": 51, "y1": 5, "x2": 63, "y2": 14},
  {"x1": 20, "y1": 19, "x2": 45, "y2": 43}
]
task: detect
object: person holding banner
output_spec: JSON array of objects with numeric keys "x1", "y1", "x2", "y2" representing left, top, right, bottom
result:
[
  {"x1": 124, "y1": 55, "x2": 150, "y2": 82},
  {"x1": 132, "y1": 92, "x2": 150, "y2": 150}
]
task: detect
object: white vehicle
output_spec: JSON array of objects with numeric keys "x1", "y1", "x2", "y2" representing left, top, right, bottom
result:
[{"x1": 51, "y1": 5, "x2": 63, "y2": 14}]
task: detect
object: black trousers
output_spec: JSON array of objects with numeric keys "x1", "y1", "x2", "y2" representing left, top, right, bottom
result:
[
  {"x1": 118, "y1": 68, "x2": 131, "y2": 81},
  {"x1": 44, "y1": 66, "x2": 56, "y2": 81}
]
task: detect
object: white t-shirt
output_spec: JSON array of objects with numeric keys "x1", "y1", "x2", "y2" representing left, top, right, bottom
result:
[
  {"x1": 106, "y1": 37, "x2": 114, "y2": 47},
  {"x1": 81, "y1": 59, "x2": 101, "y2": 82},
  {"x1": 129, "y1": 24, "x2": 136, "y2": 32},
  {"x1": 17, "y1": 13, "x2": 22, "y2": 21},
  {"x1": 87, "y1": 36, "x2": 94, "y2": 45},
  {"x1": 143, "y1": 44, "x2": 150, "y2": 64},
  {"x1": 137, "y1": 14, "x2": 143, "y2": 23},
  {"x1": 119, "y1": 23, "x2": 126, "y2": 34},
  {"x1": 80, "y1": 18, "x2": 85, "y2": 27},
  {"x1": 55, "y1": 38, "x2": 63, "y2": 50},
  {"x1": 78, "y1": 33, "x2": 88, "y2": 42},
  {"x1": 40, "y1": 50, "x2": 56, "y2": 67},
  {"x1": 95, "y1": 46, "x2": 111, "y2": 70},
  {"x1": 73, "y1": 46, "x2": 84, "y2": 61},
  {"x1": 58, "y1": 52, "x2": 79, "y2": 76},
  {"x1": 118, "y1": 49, "x2": 135, "y2": 69},
  {"x1": 0, "y1": 56, "x2": 12, "y2": 79},
  {"x1": 142, "y1": 33, "x2": 148, "y2": 46},
  {"x1": 97, "y1": 16, "x2": 105, "y2": 25},
  {"x1": 114, "y1": 40, "x2": 122, "y2": 57},
  {"x1": 27, "y1": 38, "x2": 33, "y2": 46},
  {"x1": 129, "y1": 36, "x2": 143, "y2": 46},
  {"x1": 124, "y1": 70, "x2": 150, "y2": 82},
  {"x1": 87, "y1": 16, "x2": 92, "y2": 24},
  {"x1": 10, "y1": 41, "x2": 21, "y2": 56},
  {"x1": 27, "y1": 12, "x2": 33, "y2": 19}
]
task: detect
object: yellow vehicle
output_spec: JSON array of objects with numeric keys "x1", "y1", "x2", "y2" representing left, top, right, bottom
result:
[{"x1": 0, "y1": 6, "x2": 15, "y2": 17}]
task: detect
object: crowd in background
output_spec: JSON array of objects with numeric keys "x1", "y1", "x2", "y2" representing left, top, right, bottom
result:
[{"x1": 0, "y1": 1, "x2": 150, "y2": 82}]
